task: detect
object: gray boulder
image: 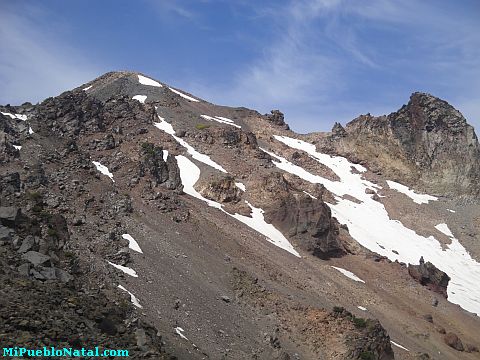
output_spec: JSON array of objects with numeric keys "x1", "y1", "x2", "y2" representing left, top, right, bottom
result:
[
  {"x1": 22, "y1": 251, "x2": 51, "y2": 267},
  {"x1": 0, "y1": 206, "x2": 19, "y2": 228}
]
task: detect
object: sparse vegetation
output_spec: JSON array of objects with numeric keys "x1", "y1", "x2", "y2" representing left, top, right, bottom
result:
[
  {"x1": 141, "y1": 142, "x2": 156, "y2": 156},
  {"x1": 195, "y1": 123, "x2": 210, "y2": 130},
  {"x1": 32, "y1": 204, "x2": 44, "y2": 214},
  {"x1": 359, "y1": 351, "x2": 374, "y2": 360},
  {"x1": 352, "y1": 316, "x2": 367, "y2": 328},
  {"x1": 47, "y1": 228, "x2": 58, "y2": 238},
  {"x1": 27, "y1": 191, "x2": 43, "y2": 201},
  {"x1": 333, "y1": 306, "x2": 344, "y2": 313}
]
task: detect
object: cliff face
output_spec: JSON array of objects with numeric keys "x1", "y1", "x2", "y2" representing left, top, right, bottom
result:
[{"x1": 325, "y1": 92, "x2": 480, "y2": 197}]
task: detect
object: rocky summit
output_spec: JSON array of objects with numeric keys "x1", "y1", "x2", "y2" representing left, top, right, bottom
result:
[{"x1": 1, "y1": 71, "x2": 479, "y2": 359}]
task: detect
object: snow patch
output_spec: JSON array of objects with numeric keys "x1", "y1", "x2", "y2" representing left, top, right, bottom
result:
[
  {"x1": 264, "y1": 135, "x2": 480, "y2": 315},
  {"x1": 1, "y1": 112, "x2": 27, "y2": 121},
  {"x1": 235, "y1": 182, "x2": 246, "y2": 191},
  {"x1": 154, "y1": 116, "x2": 227, "y2": 173},
  {"x1": 122, "y1": 234, "x2": 143, "y2": 253},
  {"x1": 176, "y1": 155, "x2": 299, "y2": 257},
  {"x1": 357, "y1": 306, "x2": 367, "y2": 311},
  {"x1": 386, "y1": 180, "x2": 437, "y2": 204},
  {"x1": 200, "y1": 114, "x2": 241, "y2": 128},
  {"x1": 169, "y1": 87, "x2": 199, "y2": 102},
  {"x1": 138, "y1": 74, "x2": 162, "y2": 87},
  {"x1": 303, "y1": 191, "x2": 317, "y2": 199},
  {"x1": 435, "y1": 223, "x2": 454, "y2": 238},
  {"x1": 83, "y1": 85, "x2": 92, "y2": 91},
  {"x1": 132, "y1": 95, "x2": 147, "y2": 103},
  {"x1": 108, "y1": 261, "x2": 138, "y2": 277},
  {"x1": 28, "y1": 126, "x2": 34, "y2": 134},
  {"x1": 162, "y1": 149, "x2": 169, "y2": 162},
  {"x1": 447, "y1": 208, "x2": 455, "y2": 213},
  {"x1": 92, "y1": 161, "x2": 114, "y2": 182},
  {"x1": 13, "y1": 145, "x2": 22, "y2": 150},
  {"x1": 118, "y1": 285, "x2": 142, "y2": 308},
  {"x1": 390, "y1": 341, "x2": 409, "y2": 351},
  {"x1": 174, "y1": 327, "x2": 188, "y2": 340},
  {"x1": 331, "y1": 266, "x2": 365, "y2": 283}
]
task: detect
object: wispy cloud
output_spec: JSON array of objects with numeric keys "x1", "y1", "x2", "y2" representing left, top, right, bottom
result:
[
  {"x1": 145, "y1": 0, "x2": 196, "y2": 20},
  {"x1": 0, "y1": 3, "x2": 100, "y2": 105},
  {"x1": 188, "y1": 0, "x2": 480, "y2": 132}
]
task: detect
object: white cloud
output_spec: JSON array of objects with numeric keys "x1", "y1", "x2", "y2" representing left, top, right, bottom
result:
[
  {"x1": 0, "y1": 4, "x2": 101, "y2": 105},
  {"x1": 188, "y1": 0, "x2": 480, "y2": 132}
]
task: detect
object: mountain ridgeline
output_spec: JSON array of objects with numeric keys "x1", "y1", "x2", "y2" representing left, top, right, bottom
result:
[{"x1": 1, "y1": 71, "x2": 479, "y2": 359}]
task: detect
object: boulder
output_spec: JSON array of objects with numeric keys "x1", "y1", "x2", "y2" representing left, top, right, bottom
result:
[
  {"x1": 17, "y1": 235, "x2": 35, "y2": 253},
  {"x1": 22, "y1": 251, "x2": 51, "y2": 267},
  {"x1": 198, "y1": 176, "x2": 242, "y2": 203},
  {"x1": 55, "y1": 268, "x2": 74, "y2": 283},
  {"x1": 0, "y1": 225, "x2": 12, "y2": 241},
  {"x1": 0, "y1": 206, "x2": 20, "y2": 228},
  {"x1": 444, "y1": 332, "x2": 464, "y2": 351}
]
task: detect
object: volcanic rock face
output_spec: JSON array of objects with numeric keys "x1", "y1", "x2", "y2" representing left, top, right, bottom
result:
[
  {"x1": 138, "y1": 142, "x2": 182, "y2": 191},
  {"x1": 258, "y1": 173, "x2": 344, "y2": 259},
  {"x1": 325, "y1": 92, "x2": 480, "y2": 196},
  {"x1": 408, "y1": 257, "x2": 451, "y2": 298}
]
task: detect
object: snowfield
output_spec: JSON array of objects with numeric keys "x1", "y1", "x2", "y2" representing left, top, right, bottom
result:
[
  {"x1": 138, "y1": 74, "x2": 162, "y2": 87},
  {"x1": 176, "y1": 155, "x2": 300, "y2": 257},
  {"x1": 331, "y1": 266, "x2": 365, "y2": 283},
  {"x1": 386, "y1": 180, "x2": 438, "y2": 204},
  {"x1": 92, "y1": 161, "x2": 114, "y2": 182},
  {"x1": 122, "y1": 233, "x2": 143, "y2": 253},
  {"x1": 132, "y1": 95, "x2": 147, "y2": 103},
  {"x1": 169, "y1": 87, "x2": 199, "y2": 102},
  {"x1": 200, "y1": 114, "x2": 241, "y2": 128},
  {"x1": 118, "y1": 285, "x2": 142, "y2": 308},
  {"x1": 266, "y1": 135, "x2": 480, "y2": 315},
  {"x1": 154, "y1": 115, "x2": 227, "y2": 173}
]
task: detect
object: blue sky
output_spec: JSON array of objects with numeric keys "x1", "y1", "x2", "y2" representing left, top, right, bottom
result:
[{"x1": 1, "y1": 0, "x2": 479, "y2": 132}]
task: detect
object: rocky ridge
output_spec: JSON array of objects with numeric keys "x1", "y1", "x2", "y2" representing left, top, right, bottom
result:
[{"x1": 0, "y1": 71, "x2": 479, "y2": 359}]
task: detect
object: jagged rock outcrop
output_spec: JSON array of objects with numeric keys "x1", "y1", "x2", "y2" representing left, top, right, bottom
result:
[
  {"x1": 408, "y1": 256, "x2": 451, "y2": 298},
  {"x1": 324, "y1": 92, "x2": 480, "y2": 197},
  {"x1": 138, "y1": 142, "x2": 183, "y2": 191},
  {"x1": 265, "y1": 110, "x2": 290, "y2": 130},
  {"x1": 259, "y1": 173, "x2": 344, "y2": 259}
]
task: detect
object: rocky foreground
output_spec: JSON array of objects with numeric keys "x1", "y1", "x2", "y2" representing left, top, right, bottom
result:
[{"x1": 1, "y1": 71, "x2": 479, "y2": 359}]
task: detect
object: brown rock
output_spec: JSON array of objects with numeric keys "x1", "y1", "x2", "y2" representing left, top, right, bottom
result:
[
  {"x1": 444, "y1": 332, "x2": 464, "y2": 351},
  {"x1": 465, "y1": 344, "x2": 479, "y2": 353},
  {"x1": 408, "y1": 257, "x2": 450, "y2": 298}
]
